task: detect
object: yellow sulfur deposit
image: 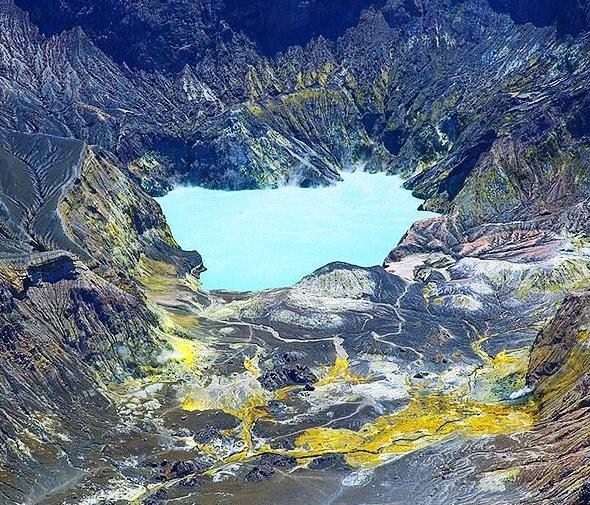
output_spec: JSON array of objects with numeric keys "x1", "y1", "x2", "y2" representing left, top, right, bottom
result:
[
  {"x1": 168, "y1": 335, "x2": 200, "y2": 369},
  {"x1": 244, "y1": 355, "x2": 262, "y2": 378},
  {"x1": 295, "y1": 428, "x2": 364, "y2": 455},
  {"x1": 293, "y1": 393, "x2": 534, "y2": 468},
  {"x1": 237, "y1": 393, "x2": 271, "y2": 450},
  {"x1": 137, "y1": 255, "x2": 180, "y2": 293},
  {"x1": 183, "y1": 387, "x2": 271, "y2": 456},
  {"x1": 315, "y1": 356, "x2": 367, "y2": 387}
]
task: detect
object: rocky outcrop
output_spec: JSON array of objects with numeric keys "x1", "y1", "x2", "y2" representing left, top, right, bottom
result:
[
  {"x1": 2, "y1": 0, "x2": 588, "y2": 210},
  {"x1": 59, "y1": 146, "x2": 202, "y2": 283},
  {"x1": 510, "y1": 293, "x2": 590, "y2": 504},
  {"x1": 0, "y1": 127, "x2": 201, "y2": 281},
  {"x1": 190, "y1": 89, "x2": 387, "y2": 189},
  {"x1": 0, "y1": 0, "x2": 207, "y2": 190},
  {"x1": 14, "y1": 0, "x2": 386, "y2": 69},
  {"x1": 0, "y1": 128, "x2": 87, "y2": 256},
  {"x1": 0, "y1": 127, "x2": 202, "y2": 501},
  {"x1": 222, "y1": 0, "x2": 387, "y2": 54},
  {"x1": 3, "y1": 0, "x2": 590, "y2": 204},
  {"x1": 0, "y1": 251, "x2": 159, "y2": 501},
  {"x1": 527, "y1": 292, "x2": 590, "y2": 392},
  {"x1": 12, "y1": 0, "x2": 226, "y2": 72}
]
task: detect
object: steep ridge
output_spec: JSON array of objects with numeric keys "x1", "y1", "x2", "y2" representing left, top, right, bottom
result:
[
  {"x1": 3, "y1": 0, "x2": 590, "y2": 206},
  {"x1": 0, "y1": 252, "x2": 156, "y2": 503},
  {"x1": 11, "y1": 0, "x2": 225, "y2": 72},
  {"x1": 0, "y1": 127, "x2": 203, "y2": 502},
  {"x1": 0, "y1": 0, "x2": 207, "y2": 193},
  {"x1": 14, "y1": 0, "x2": 389, "y2": 67},
  {"x1": 0, "y1": 129, "x2": 86, "y2": 256},
  {"x1": 509, "y1": 293, "x2": 590, "y2": 504}
]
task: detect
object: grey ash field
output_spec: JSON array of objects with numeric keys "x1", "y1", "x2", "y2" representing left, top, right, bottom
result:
[{"x1": 1, "y1": 0, "x2": 590, "y2": 504}]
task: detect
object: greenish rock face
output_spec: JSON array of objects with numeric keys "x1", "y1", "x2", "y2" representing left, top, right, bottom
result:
[{"x1": 157, "y1": 171, "x2": 435, "y2": 291}]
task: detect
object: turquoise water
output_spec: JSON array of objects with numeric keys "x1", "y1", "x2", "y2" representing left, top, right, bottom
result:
[{"x1": 157, "y1": 171, "x2": 434, "y2": 292}]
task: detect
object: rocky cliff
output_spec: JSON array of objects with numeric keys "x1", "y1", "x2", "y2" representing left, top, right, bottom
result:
[
  {"x1": 0, "y1": 126, "x2": 203, "y2": 501},
  {"x1": 514, "y1": 293, "x2": 590, "y2": 504},
  {"x1": 4, "y1": 0, "x2": 590, "y2": 205}
]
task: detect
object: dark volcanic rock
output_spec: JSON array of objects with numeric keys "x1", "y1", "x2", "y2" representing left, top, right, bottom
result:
[
  {"x1": 143, "y1": 489, "x2": 168, "y2": 505},
  {"x1": 14, "y1": 0, "x2": 386, "y2": 70},
  {"x1": 527, "y1": 292, "x2": 590, "y2": 391},
  {"x1": 0, "y1": 127, "x2": 201, "y2": 283},
  {"x1": 223, "y1": 0, "x2": 386, "y2": 54},
  {"x1": 489, "y1": 0, "x2": 590, "y2": 35},
  {"x1": 13, "y1": 0, "x2": 225, "y2": 72},
  {"x1": 0, "y1": 128, "x2": 87, "y2": 257},
  {"x1": 165, "y1": 459, "x2": 205, "y2": 479},
  {"x1": 518, "y1": 293, "x2": 590, "y2": 503},
  {"x1": 4, "y1": 0, "x2": 590, "y2": 206},
  {"x1": 259, "y1": 362, "x2": 317, "y2": 390},
  {"x1": 193, "y1": 425, "x2": 223, "y2": 445},
  {"x1": 244, "y1": 464, "x2": 275, "y2": 482},
  {"x1": 308, "y1": 453, "x2": 349, "y2": 471},
  {"x1": 0, "y1": 251, "x2": 160, "y2": 499},
  {"x1": 265, "y1": 352, "x2": 322, "y2": 388},
  {"x1": 0, "y1": 127, "x2": 201, "y2": 501},
  {"x1": 577, "y1": 482, "x2": 590, "y2": 505},
  {"x1": 244, "y1": 453, "x2": 297, "y2": 482}
]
